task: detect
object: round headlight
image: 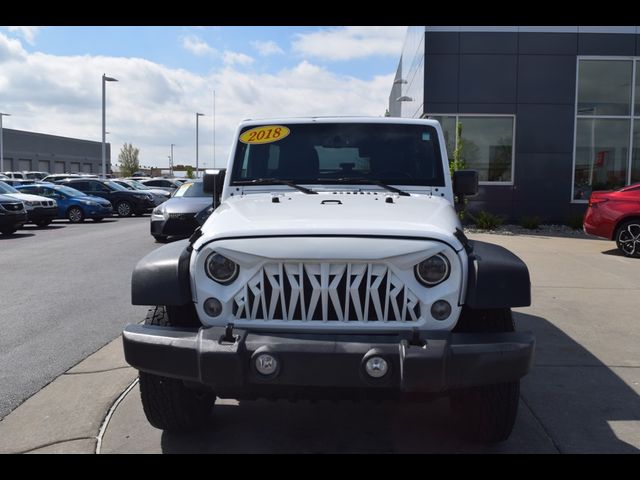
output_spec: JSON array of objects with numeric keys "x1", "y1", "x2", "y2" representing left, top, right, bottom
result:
[
  {"x1": 205, "y1": 252, "x2": 239, "y2": 284},
  {"x1": 415, "y1": 253, "x2": 450, "y2": 287}
]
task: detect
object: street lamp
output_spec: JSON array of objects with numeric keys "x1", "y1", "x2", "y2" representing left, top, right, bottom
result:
[
  {"x1": 0, "y1": 112, "x2": 10, "y2": 173},
  {"x1": 396, "y1": 96, "x2": 413, "y2": 102},
  {"x1": 196, "y1": 113, "x2": 204, "y2": 178},
  {"x1": 102, "y1": 74, "x2": 118, "y2": 179},
  {"x1": 170, "y1": 143, "x2": 175, "y2": 176}
]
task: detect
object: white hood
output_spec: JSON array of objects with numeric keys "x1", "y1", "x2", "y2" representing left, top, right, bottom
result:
[
  {"x1": 196, "y1": 192, "x2": 463, "y2": 251},
  {"x1": 4, "y1": 193, "x2": 55, "y2": 204}
]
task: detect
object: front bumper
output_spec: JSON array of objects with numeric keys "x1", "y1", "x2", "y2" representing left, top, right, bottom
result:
[
  {"x1": 0, "y1": 212, "x2": 27, "y2": 227},
  {"x1": 86, "y1": 204, "x2": 113, "y2": 218},
  {"x1": 27, "y1": 206, "x2": 58, "y2": 222},
  {"x1": 123, "y1": 325, "x2": 535, "y2": 397},
  {"x1": 151, "y1": 216, "x2": 198, "y2": 237}
]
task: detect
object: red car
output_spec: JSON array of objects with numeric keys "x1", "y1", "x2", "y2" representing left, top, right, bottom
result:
[{"x1": 583, "y1": 183, "x2": 640, "y2": 258}]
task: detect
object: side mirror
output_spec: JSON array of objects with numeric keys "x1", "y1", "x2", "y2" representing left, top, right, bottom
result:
[
  {"x1": 453, "y1": 170, "x2": 478, "y2": 197},
  {"x1": 203, "y1": 168, "x2": 226, "y2": 206}
]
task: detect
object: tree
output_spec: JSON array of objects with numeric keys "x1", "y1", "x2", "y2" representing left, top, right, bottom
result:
[
  {"x1": 186, "y1": 166, "x2": 194, "y2": 179},
  {"x1": 118, "y1": 143, "x2": 140, "y2": 177}
]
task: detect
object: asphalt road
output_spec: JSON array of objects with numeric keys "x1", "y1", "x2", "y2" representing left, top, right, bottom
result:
[{"x1": 0, "y1": 216, "x2": 155, "y2": 419}]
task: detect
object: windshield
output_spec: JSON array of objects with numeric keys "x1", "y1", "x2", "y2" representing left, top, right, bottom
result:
[
  {"x1": 0, "y1": 181, "x2": 19, "y2": 194},
  {"x1": 173, "y1": 182, "x2": 207, "y2": 198},
  {"x1": 105, "y1": 181, "x2": 128, "y2": 191},
  {"x1": 54, "y1": 185, "x2": 87, "y2": 197},
  {"x1": 230, "y1": 123, "x2": 445, "y2": 187},
  {"x1": 127, "y1": 180, "x2": 150, "y2": 190},
  {"x1": 114, "y1": 181, "x2": 135, "y2": 190}
]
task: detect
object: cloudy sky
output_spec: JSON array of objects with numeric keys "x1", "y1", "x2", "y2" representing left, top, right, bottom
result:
[{"x1": 0, "y1": 26, "x2": 407, "y2": 170}]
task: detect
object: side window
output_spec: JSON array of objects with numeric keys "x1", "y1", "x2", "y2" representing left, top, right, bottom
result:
[
  {"x1": 72, "y1": 181, "x2": 89, "y2": 191},
  {"x1": 145, "y1": 180, "x2": 159, "y2": 187}
]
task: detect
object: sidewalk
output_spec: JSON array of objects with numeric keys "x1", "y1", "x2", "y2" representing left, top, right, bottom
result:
[{"x1": 0, "y1": 338, "x2": 137, "y2": 454}]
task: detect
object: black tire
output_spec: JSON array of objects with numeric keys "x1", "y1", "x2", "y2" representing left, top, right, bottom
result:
[
  {"x1": 67, "y1": 206, "x2": 85, "y2": 223},
  {"x1": 615, "y1": 219, "x2": 640, "y2": 258},
  {"x1": 1, "y1": 227, "x2": 17, "y2": 235},
  {"x1": 153, "y1": 234, "x2": 169, "y2": 243},
  {"x1": 449, "y1": 307, "x2": 520, "y2": 443},
  {"x1": 138, "y1": 306, "x2": 214, "y2": 432},
  {"x1": 35, "y1": 219, "x2": 51, "y2": 227},
  {"x1": 92, "y1": 217, "x2": 104, "y2": 222},
  {"x1": 116, "y1": 201, "x2": 133, "y2": 217}
]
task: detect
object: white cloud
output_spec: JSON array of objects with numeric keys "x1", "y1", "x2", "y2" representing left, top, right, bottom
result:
[
  {"x1": 292, "y1": 26, "x2": 407, "y2": 61},
  {"x1": 180, "y1": 35, "x2": 216, "y2": 56},
  {"x1": 1, "y1": 26, "x2": 41, "y2": 45},
  {"x1": 251, "y1": 40, "x2": 284, "y2": 56},
  {"x1": 0, "y1": 33, "x2": 393, "y2": 171},
  {"x1": 222, "y1": 51, "x2": 254, "y2": 66}
]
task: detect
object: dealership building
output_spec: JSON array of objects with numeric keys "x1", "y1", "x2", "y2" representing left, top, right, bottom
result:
[
  {"x1": 1, "y1": 128, "x2": 110, "y2": 175},
  {"x1": 389, "y1": 26, "x2": 640, "y2": 223}
]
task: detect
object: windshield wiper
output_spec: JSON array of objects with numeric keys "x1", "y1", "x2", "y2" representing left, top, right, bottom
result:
[
  {"x1": 234, "y1": 178, "x2": 317, "y2": 195},
  {"x1": 317, "y1": 177, "x2": 410, "y2": 197}
]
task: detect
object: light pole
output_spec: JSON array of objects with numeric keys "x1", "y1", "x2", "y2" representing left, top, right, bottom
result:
[
  {"x1": 213, "y1": 90, "x2": 216, "y2": 168},
  {"x1": 170, "y1": 143, "x2": 175, "y2": 176},
  {"x1": 102, "y1": 74, "x2": 118, "y2": 179},
  {"x1": 0, "y1": 112, "x2": 10, "y2": 173},
  {"x1": 196, "y1": 113, "x2": 204, "y2": 178}
]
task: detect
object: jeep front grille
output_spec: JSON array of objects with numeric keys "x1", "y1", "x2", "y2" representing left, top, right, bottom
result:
[{"x1": 232, "y1": 263, "x2": 421, "y2": 322}]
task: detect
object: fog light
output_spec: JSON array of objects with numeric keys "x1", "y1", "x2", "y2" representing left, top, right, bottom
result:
[
  {"x1": 255, "y1": 353, "x2": 278, "y2": 376},
  {"x1": 365, "y1": 356, "x2": 389, "y2": 378},
  {"x1": 430, "y1": 300, "x2": 451, "y2": 320},
  {"x1": 203, "y1": 297, "x2": 223, "y2": 317}
]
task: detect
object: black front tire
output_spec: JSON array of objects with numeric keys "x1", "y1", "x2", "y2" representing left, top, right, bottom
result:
[
  {"x1": 449, "y1": 307, "x2": 520, "y2": 443},
  {"x1": 153, "y1": 234, "x2": 169, "y2": 243},
  {"x1": 92, "y1": 217, "x2": 104, "y2": 222},
  {"x1": 615, "y1": 220, "x2": 640, "y2": 258},
  {"x1": 1, "y1": 227, "x2": 18, "y2": 235},
  {"x1": 67, "y1": 206, "x2": 85, "y2": 223},
  {"x1": 35, "y1": 219, "x2": 52, "y2": 227},
  {"x1": 116, "y1": 201, "x2": 133, "y2": 217},
  {"x1": 138, "y1": 306, "x2": 214, "y2": 432}
]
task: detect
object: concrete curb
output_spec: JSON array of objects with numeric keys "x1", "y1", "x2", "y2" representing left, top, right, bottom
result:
[{"x1": 0, "y1": 336, "x2": 136, "y2": 454}]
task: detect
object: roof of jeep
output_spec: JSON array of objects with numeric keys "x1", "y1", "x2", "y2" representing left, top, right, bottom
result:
[{"x1": 238, "y1": 117, "x2": 440, "y2": 127}]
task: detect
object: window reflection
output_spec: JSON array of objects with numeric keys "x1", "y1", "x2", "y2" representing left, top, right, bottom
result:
[
  {"x1": 574, "y1": 119, "x2": 630, "y2": 200},
  {"x1": 577, "y1": 60, "x2": 632, "y2": 116}
]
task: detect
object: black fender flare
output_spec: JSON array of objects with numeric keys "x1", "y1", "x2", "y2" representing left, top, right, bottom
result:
[
  {"x1": 465, "y1": 240, "x2": 531, "y2": 309},
  {"x1": 131, "y1": 239, "x2": 193, "y2": 306}
]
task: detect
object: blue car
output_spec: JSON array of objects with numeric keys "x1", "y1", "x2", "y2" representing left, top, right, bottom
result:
[{"x1": 15, "y1": 183, "x2": 113, "y2": 222}]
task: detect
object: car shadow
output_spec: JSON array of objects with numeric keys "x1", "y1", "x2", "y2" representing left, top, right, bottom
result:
[
  {"x1": 0, "y1": 232, "x2": 35, "y2": 240},
  {"x1": 158, "y1": 312, "x2": 639, "y2": 453},
  {"x1": 20, "y1": 225, "x2": 66, "y2": 230},
  {"x1": 601, "y1": 248, "x2": 626, "y2": 257}
]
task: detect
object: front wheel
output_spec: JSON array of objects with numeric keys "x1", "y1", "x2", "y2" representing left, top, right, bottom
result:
[
  {"x1": 116, "y1": 201, "x2": 133, "y2": 217},
  {"x1": 35, "y1": 219, "x2": 51, "y2": 227},
  {"x1": 67, "y1": 206, "x2": 85, "y2": 223},
  {"x1": 138, "y1": 306, "x2": 214, "y2": 432},
  {"x1": 449, "y1": 307, "x2": 520, "y2": 443},
  {"x1": 92, "y1": 217, "x2": 104, "y2": 222},
  {"x1": 615, "y1": 220, "x2": 640, "y2": 258},
  {"x1": 1, "y1": 227, "x2": 18, "y2": 235}
]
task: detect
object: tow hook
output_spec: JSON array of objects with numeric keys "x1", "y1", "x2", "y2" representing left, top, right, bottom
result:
[{"x1": 220, "y1": 323, "x2": 237, "y2": 344}]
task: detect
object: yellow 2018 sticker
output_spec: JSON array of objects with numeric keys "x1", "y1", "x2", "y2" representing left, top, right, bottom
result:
[{"x1": 239, "y1": 125, "x2": 290, "y2": 144}]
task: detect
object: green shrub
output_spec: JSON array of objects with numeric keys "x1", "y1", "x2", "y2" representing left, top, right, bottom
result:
[
  {"x1": 566, "y1": 214, "x2": 584, "y2": 230},
  {"x1": 471, "y1": 211, "x2": 504, "y2": 230},
  {"x1": 519, "y1": 215, "x2": 541, "y2": 230}
]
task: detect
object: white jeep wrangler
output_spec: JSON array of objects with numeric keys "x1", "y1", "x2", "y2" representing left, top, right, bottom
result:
[{"x1": 123, "y1": 117, "x2": 534, "y2": 443}]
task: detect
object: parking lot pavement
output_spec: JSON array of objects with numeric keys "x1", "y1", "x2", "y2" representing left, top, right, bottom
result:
[
  {"x1": 96, "y1": 231, "x2": 639, "y2": 453},
  {"x1": 0, "y1": 217, "x2": 155, "y2": 420}
]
